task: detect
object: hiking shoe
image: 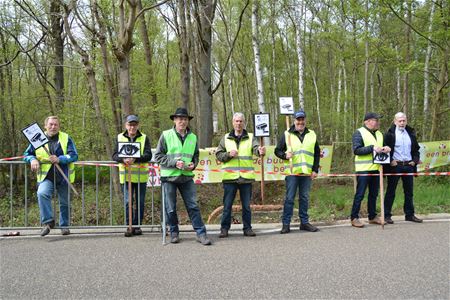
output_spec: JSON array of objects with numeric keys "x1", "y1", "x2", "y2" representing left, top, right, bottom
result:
[
  {"x1": 40, "y1": 224, "x2": 51, "y2": 236},
  {"x1": 61, "y1": 229, "x2": 70, "y2": 236},
  {"x1": 196, "y1": 234, "x2": 212, "y2": 246},
  {"x1": 133, "y1": 228, "x2": 143, "y2": 235},
  {"x1": 368, "y1": 216, "x2": 383, "y2": 225},
  {"x1": 385, "y1": 217, "x2": 394, "y2": 224},
  {"x1": 124, "y1": 228, "x2": 133, "y2": 237},
  {"x1": 48, "y1": 220, "x2": 55, "y2": 229},
  {"x1": 300, "y1": 223, "x2": 319, "y2": 232},
  {"x1": 243, "y1": 229, "x2": 256, "y2": 237},
  {"x1": 219, "y1": 228, "x2": 228, "y2": 238},
  {"x1": 351, "y1": 218, "x2": 364, "y2": 228},
  {"x1": 405, "y1": 215, "x2": 423, "y2": 223},
  {"x1": 280, "y1": 224, "x2": 290, "y2": 234},
  {"x1": 170, "y1": 233, "x2": 180, "y2": 244}
]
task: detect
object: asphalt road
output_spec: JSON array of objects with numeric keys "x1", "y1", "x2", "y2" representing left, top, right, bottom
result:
[{"x1": 1, "y1": 220, "x2": 449, "y2": 299}]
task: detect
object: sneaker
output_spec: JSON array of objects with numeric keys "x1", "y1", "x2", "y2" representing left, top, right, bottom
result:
[
  {"x1": 196, "y1": 234, "x2": 212, "y2": 246},
  {"x1": 61, "y1": 229, "x2": 70, "y2": 236},
  {"x1": 243, "y1": 229, "x2": 256, "y2": 237},
  {"x1": 219, "y1": 228, "x2": 228, "y2": 238},
  {"x1": 368, "y1": 216, "x2": 383, "y2": 225},
  {"x1": 300, "y1": 223, "x2": 319, "y2": 232},
  {"x1": 170, "y1": 232, "x2": 180, "y2": 244},
  {"x1": 351, "y1": 218, "x2": 364, "y2": 228},
  {"x1": 385, "y1": 217, "x2": 394, "y2": 224},
  {"x1": 48, "y1": 220, "x2": 55, "y2": 229},
  {"x1": 280, "y1": 224, "x2": 290, "y2": 234},
  {"x1": 40, "y1": 224, "x2": 51, "y2": 236},
  {"x1": 133, "y1": 228, "x2": 143, "y2": 235},
  {"x1": 405, "y1": 215, "x2": 423, "y2": 223}
]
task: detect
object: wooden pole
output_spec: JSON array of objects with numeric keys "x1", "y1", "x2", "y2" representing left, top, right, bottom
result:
[
  {"x1": 285, "y1": 116, "x2": 293, "y2": 173},
  {"x1": 379, "y1": 166, "x2": 385, "y2": 230},
  {"x1": 43, "y1": 146, "x2": 79, "y2": 196},
  {"x1": 128, "y1": 164, "x2": 133, "y2": 234},
  {"x1": 260, "y1": 137, "x2": 265, "y2": 204}
]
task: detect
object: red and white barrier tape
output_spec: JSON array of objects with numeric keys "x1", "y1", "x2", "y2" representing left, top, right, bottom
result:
[{"x1": 1, "y1": 157, "x2": 448, "y2": 176}]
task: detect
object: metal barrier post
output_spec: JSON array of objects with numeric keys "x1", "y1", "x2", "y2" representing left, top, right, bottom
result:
[
  {"x1": 24, "y1": 163, "x2": 28, "y2": 226},
  {"x1": 162, "y1": 182, "x2": 166, "y2": 245},
  {"x1": 9, "y1": 164, "x2": 13, "y2": 227},
  {"x1": 95, "y1": 165, "x2": 99, "y2": 226},
  {"x1": 82, "y1": 165, "x2": 85, "y2": 225},
  {"x1": 109, "y1": 166, "x2": 113, "y2": 226}
]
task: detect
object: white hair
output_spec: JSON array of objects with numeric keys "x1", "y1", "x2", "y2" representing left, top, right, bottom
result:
[
  {"x1": 394, "y1": 112, "x2": 407, "y2": 120},
  {"x1": 233, "y1": 112, "x2": 245, "y2": 123}
]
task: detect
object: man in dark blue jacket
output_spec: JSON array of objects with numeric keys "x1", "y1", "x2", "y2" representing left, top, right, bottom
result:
[{"x1": 383, "y1": 112, "x2": 422, "y2": 224}]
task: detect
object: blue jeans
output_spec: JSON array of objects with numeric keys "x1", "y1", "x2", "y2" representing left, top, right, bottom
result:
[
  {"x1": 37, "y1": 179, "x2": 70, "y2": 227},
  {"x1": 123, "y1": 182, "x2": 147, "y2": 226},
  {"x1": 282, "y1": 175, "x2": 312, "y2": 225},
  {"x1": 384, "y1": 165, "x2": 415, "y2": 218},
  {"x1": 221, "y1": 182, "x2": 252, "y2": 231},
  {"x1": 162, "y1": 180, "x2": 206, "y2": 236},
  {"x1": 351, "y1": 171, "x2": 379, "y2": 220}
]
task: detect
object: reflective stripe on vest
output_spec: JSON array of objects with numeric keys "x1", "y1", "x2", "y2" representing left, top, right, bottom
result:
[
  {"x1": 284, "y1": 130, "x2": 316, "y2": 175},
  {"x1": 118, "y1": 133, "x2": 149, "y2": 184},
  {"x1": 222, "y1": 133, "x2": 255, "y2": 180},
  {"x1": 354, "y1": 127, "x2": 383, "y2": 172},
  {"x1": 160, "y1": 129, "x2": 197, "y2": 177},
  {"x1": 35, "y1": 131, "x2": 75, "y2": 183}
]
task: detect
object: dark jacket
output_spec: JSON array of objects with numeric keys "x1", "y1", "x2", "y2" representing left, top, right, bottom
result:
[
  {"x1": 274, "y1": 125, "x2": 320, "y2": 173},
  {"x1": 112, "y1": 130, "x2": 152, "y2": 163},
  {"x1": 215, "y1": 129, "x2": 261, "y2": 183},
  {"x1": 383, "y1": 124, "x2": 420, "y2": 173},
  {"x1": 352, "y1": 125, "x2": 386, "y2": 156}
]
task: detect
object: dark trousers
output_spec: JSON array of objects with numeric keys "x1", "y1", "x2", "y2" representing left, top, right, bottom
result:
[
  {"x1": 351, "y1": 171, "x2": 379, "y2": 220},
  {"x1": 384, "y1": 165, "x2": 415, "y2": 218},
  {"x1": 221, "y1": 182, "x2": 252, "y2": 231}
]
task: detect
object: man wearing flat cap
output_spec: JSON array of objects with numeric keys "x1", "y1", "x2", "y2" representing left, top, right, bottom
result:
[
  {"x1": 113, "y1": 114, "x2": 152, "y2": 236},
  {"x1": 154, "y1": 107, "x2": 211, "y2": 245},
  {"x1": 274, "y1": 110, "x2": 321, "y2": 234},
  {"x1": 350, "y1": 112, "x2": 391, "y2": 228}
]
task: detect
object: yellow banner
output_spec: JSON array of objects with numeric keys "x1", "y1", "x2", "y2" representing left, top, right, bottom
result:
[
  {"x1": 184, "y1": 145, "x2": 332, "y2": 185},
  {"x1": 418, "y1": 141, "x2": 450, "y2": 171}
]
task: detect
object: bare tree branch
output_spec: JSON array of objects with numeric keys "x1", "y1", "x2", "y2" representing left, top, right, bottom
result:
[{"x1": 135, "y1": 0, "x2": 171, "y2": 20}]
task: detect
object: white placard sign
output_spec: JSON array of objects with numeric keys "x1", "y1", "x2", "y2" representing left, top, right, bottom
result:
[
  {"x1": 279, "y1": 97, "x2": 294, "y2": 115},
  {"x1": 373, "y1": 151, "x2": 390, "y2": 164},
  {"x1": 22, "y1": 122, "x2": 49, "y2": 150},
  {"x1": 118, "y1": 142, "x2": 141, "y2": 158},
  {"x1": 254, "y1": 113, "x2": 270, "y2": 137}
]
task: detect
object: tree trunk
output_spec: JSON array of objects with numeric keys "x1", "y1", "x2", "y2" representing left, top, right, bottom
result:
[
  {"x1": 176, "y1": 0, "x2": 191, "y2": 109},
  {"x1": 50, "y1": 0, "x2": 65, "y2": 109},
  {"x1": 192, "y1": 0, "x2": 216, "y2": 148},
  {"x1": 363, "y1": 0, "x2": 369, "y2": 113},
  {"x1": 423, "y1": 1, "x2": 435, "y2": 139},
  {"x1": 402, "y1": 0, "x2": 412, "y2": 114},
  {"x1": 294, "y1": 0, "x2": 305, "y2": 110},
  {"x1": 137, "y1": 0, "x2": 160, "y2": 134},
  {"x1": 251, "y1": 0, "x2": 269, "y2": 144}
]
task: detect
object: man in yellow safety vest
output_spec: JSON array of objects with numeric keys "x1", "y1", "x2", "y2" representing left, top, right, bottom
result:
[
  {"x1": 275, "y1": 110, "x2": 321, "y2": 234},
  {"x1": 24, "y1": 116, "x2": 78, "y2": 236},
  {"x1": 215, "y1": 112, "x2": 266, "y2": 238},
  {"x1": 154, "y1": 107, "x2": 211, "y2": 246},
  {"x1": 350, "y1": 112, "x2": 391, "y2": 228},
  {"x1": 112, "y1": 114, "x2": 152, "y2": 237}
]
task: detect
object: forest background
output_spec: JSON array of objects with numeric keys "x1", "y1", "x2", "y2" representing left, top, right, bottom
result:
[{"x1": 0, "y1": 0, "x2": 448, "y2": 226}]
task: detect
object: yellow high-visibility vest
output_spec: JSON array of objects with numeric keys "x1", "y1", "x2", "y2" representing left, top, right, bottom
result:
[
  {"x1": 222, "y1": 133, "x2": 255, "y2": 180},
  {"x1": 284, "y1": 130, "x2": 316, "y2": 175},
  {"x1": 354, "y1": 127, "x2": 383, "y2": 172}
]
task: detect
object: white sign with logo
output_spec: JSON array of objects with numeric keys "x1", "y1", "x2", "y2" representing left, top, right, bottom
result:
[
  {"x1": 118, "y1": 142, "x2": 141, "y2": 158},
  {"x1": 373, "y1": 151, "x2": 391, "y2": 164},
  {"x1": 279, "y1": 97, "x2": 294, "y2": 115},
  {"x1": 254, "y1": 113, "x2": 270, "y2": 137},
  {"x1": 22, "y1": 122, "x2": 49, "y2": 149}
]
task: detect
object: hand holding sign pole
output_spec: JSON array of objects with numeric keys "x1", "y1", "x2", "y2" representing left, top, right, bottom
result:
[
  {"x1": 279, "y1": 97, "x2": 294, "y2": 174},
  {"x1": 22, "y1": 122, "x2": 79, "y2": 196},
  {"x1": 373, "y1": 147, "x2": 391, "y2": 230},
  {"x1": 118, "y1": 142, "x2": 141, "y2": 235},
  {"x1": 254, "y1": 113, "x2": 270, "y2": 204}
]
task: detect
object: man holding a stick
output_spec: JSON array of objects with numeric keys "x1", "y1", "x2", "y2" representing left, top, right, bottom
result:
[
  {"x1": 112, "y1": 115, "x2": 152, "y2": 237},
  {"x1": 215, "y1": 112, "x2": 265, "y2": 238},
  {"x1": 275, "y1": 110, "x2": 321, "y2": 234},
  {"x1": 24, "y1": 116, "x2": 78, "y2": 236},
  {"x1": 350, "y1": 112, "x2": 391, "y2": 228},
  {"x1": 154, "y1": 108, "x2": 211, "y2": 246}
]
